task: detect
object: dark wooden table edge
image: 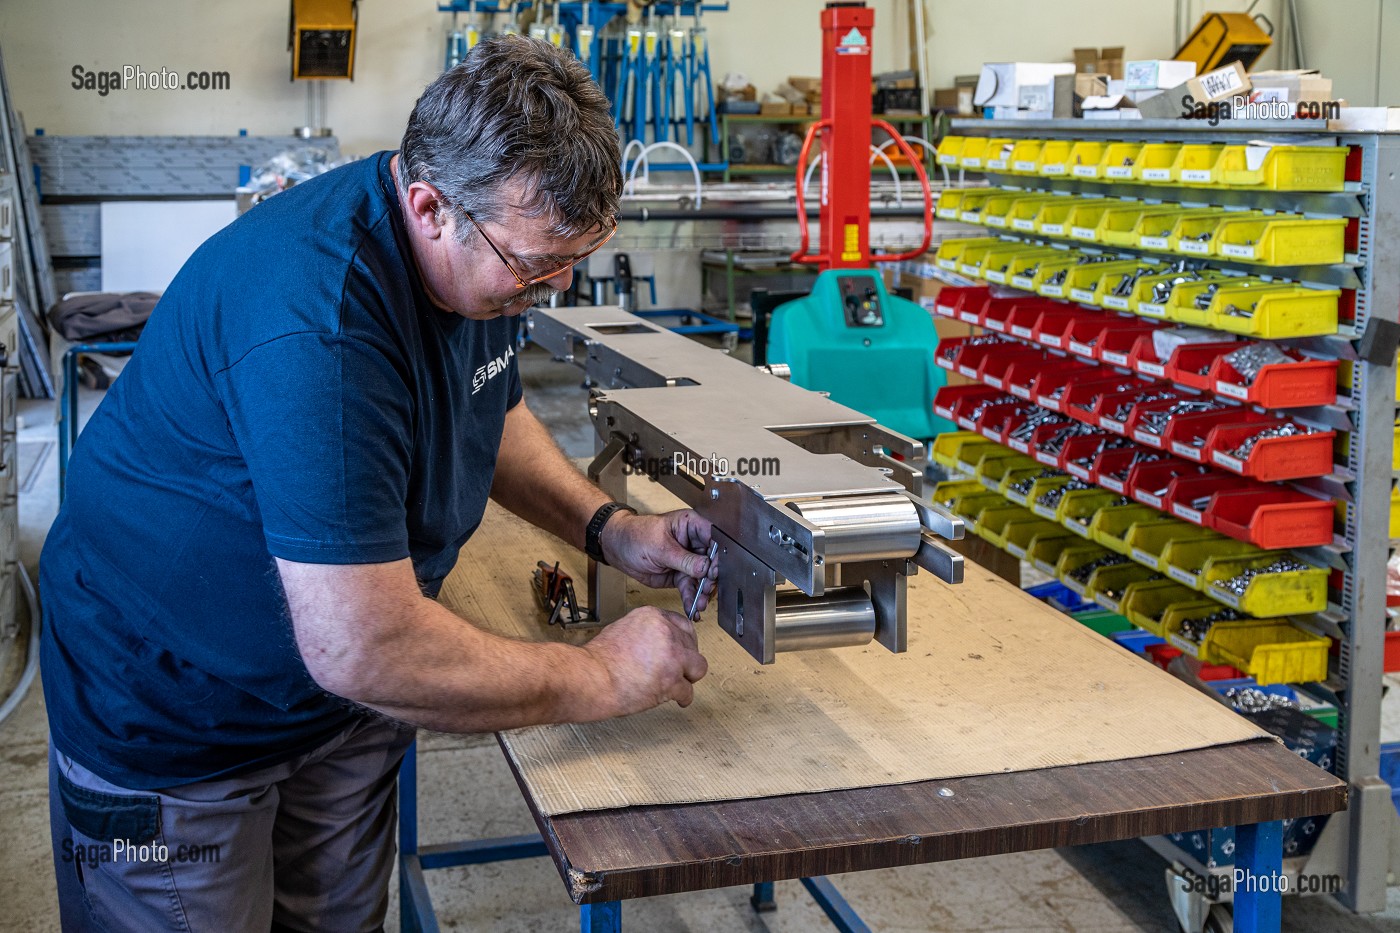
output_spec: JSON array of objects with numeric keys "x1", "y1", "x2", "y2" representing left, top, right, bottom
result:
[{"x1": 499, "y1": 736, "x2": 1346, "y2": 905}]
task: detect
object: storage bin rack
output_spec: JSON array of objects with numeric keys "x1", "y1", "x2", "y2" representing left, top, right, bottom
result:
[{"x1": 942, "y1": 117, "x2": 1400, "y2": 916}]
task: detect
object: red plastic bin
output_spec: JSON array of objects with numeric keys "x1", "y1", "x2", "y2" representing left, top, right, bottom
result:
[
  {"x1": 1099, "y1": 323, "x2": 1163, "y2": 368},
  {"x1": 1162, "y1": 471, "x2": 1255, "y2": 526},
  {"x1": 1206, "y1": 486, "x2": 1336, "y2": 549},
  {"x1": 933, "y1": 286, "x2": 990, "y2": 320},
  {"x1": 981, "y1": 346, "x2": 1051, "y2": 391},
  {"x1": 1032, "y1": 365, "x2": 1115, "y2": 413},
  {"x1": 1164, "y1": 341, "x2": 1242, "y2": 392},
  {"x1": 1127, "y1": 458, "x2": 1211, "y2": 509},
  {"x1": 1206, "y1": 421, "x2": 1337, "y2": 481},
  {"x1": 1157, "y1": 409, "x2": 1268, "y2": 463},
  {"x1": 1007, "y1": 357, "x2": 1083, "y2": 401},
  {"x1": 1212, "y1": 352, "x2": 1340, "y2": 409},
  {"x1": 1093, "y1": 446, "x2": 1167, "y2": 493},
  {"x1": 1029, "y1": 307, "x2": 1085, "y2": 351},
  {"x1": 933, "y1": 384, "x2": 1005, "y2": 422}
]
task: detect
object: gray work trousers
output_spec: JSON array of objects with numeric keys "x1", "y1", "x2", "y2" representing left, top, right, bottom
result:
[{"x1": 48, "y1": 717, "x2": 417, "y2": 932}]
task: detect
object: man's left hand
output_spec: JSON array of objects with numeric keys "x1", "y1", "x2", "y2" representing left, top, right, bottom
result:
[{"x1": 600, "y1": 510, "x2": 719, "y2": 615}]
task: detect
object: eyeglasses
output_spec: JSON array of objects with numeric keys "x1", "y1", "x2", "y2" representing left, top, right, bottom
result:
[{"x1": 463, "y1": 210, "x2": 617, "y2": 289}]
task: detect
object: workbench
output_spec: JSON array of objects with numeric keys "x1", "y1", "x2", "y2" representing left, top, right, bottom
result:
[{"x1": 399, "y1": 497, "x2": 1346, "y2": 933}]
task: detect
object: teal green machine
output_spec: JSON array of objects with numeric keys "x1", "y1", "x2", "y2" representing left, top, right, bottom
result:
[{"x1": 765, "y1": 269, "x2": 957, "y2": 442}]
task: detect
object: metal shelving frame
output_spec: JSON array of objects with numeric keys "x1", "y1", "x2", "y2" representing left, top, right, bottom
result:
[{"x1": 949, "y1": 117, "x2": 1400, "y2": 915}]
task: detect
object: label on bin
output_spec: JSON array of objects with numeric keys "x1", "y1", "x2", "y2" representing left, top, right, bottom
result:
[
  {"x1": 1011, "y1": 276, "x2": 1036, "y2": 290},
  {"x1": 1070, "y1": 226, "x2": 1097, "y2": 240},
  {"x1": 935, "y1": 302, "x2": 956, "y2": 317},
  {"x1": 1216, "y1": 381, "x2": 1249, "y2": 400},
  {"x1": 1010, "y1": 386, "x2": 1032, "y2": 400},
  {"x1": 1106, "y1": 167, "x2": 1133, "y2": 179},
  {"x1": 958, "y1": 365, "x2": 979, "y2": 378},
  {"x1": 985, "y1": 217, "x2": 1007, "y2": 228},
  {"x1": 1172, "y1": 504, "x2": 1203, "y2": 523},
  {"x1": 1133, "y1": 429, "x2": 1163, "y2": 446},
  {"x1": 1070, "y1": 288, "x2": 1097, "y2": 303},
  {"x1": 1136, "y1": 490, "x2": 1164, "y2": 507},
  {"x1": 1219, "y1": 243, "x2": 1257, "y2": 259},
  {"x1": 1213, "y1": 452, "x2": 1245, "y2": 472},
  {"x1": 1101, "y1": 417, "x2": 1127, "y2": 434},
  {"x1": 1072, "y1": 166, "x2": 1098, "y2": 178},
  {"x1": 1067, "y1": 463, "x2": 1091, "y2": 480},
  {"x1": 1101, "y1": 350, "x2": 1130, "y2": 365},
  {"x1": 1068, "y1": 522, "x2": 1092, "y2": 538},
  {"x1": 984, "y1": 271, "x2": 1007, "y2": 283},
  {"x1": 1008, "y1": 439, "x2": 1030, "y2": 453},
  {"x1": 959, "y1": 213, "x2": 982, "y2": 225},
  {"x1": 960, "y1": 263, "x2": 981, "y2": 276},
  {"x1": 1181, "y1": 170, "x2": 1212, "y2": 183},
  {"x1": 937, "y1": 259, "x2": 957, "y2": 270},
  {"x1": 936, "y1": 209, "x2": 958, "y2": 221},
  {"x1": 1011, "y1": 325, "x2": 1035, "y2": 338},
  {"x1": 1103, "y1": 296, "x2": 1131, "y2": 310},
  {"x1": 1179, "y1": 241, "x2": 1211, "y2": 256},
  {"x1": 1062, "y1": 579, "x2": 1088, "y2": 596},
  {"x1": 1170, "y1": 441, "x2": 1204, "y2": 461},
  {"x1": 987, "y1": 158, "x2": 1009, "y2": 170},
  {"x1": 1036, "y1": 394, "x2": 1061, "y2": 410},
  {"x1": 1100, "y1": 476, "x2": 1125, "y2": 493},
  {"x1": 1032, "y1": 504, "x2": 1057, "y2": 520},
  {"x1": 1041, "y1": 164, "x2": 1066, "y2": 176},
  {"x1": 957, "y1": 417, "x2": 976, "y2": 430},
  {"x1": 1012, "y1": 219, "x2": 1037, "y2": 231},
  {"x1": 1041, "y1": 335, "x2": 1063, "y2": 348},
  {"x1": 1130, "y1": 547, "x2": 1158, "y2": 567},
  {"x1": 1139, "y1": 236, "x2": 1170, "y2": 250},
  {"x1": 1040, "y1": 223, "x2": 1066, "y2": 236},
  {"x1": 1167, "y1": 634, "x2": 1203, "y2": 657},
  {"x1": 1167, "y1": 566, "x2": 1200, "y2": 587},
  {"x1": 1142, "y1": 168, "x2": 1171, "y2": 181},
  {"x1": 963, "y1": 158, "x2": 983, "y2": 168},
  {"x1": 1137, "y1": 302, "x2": 1167, "y2": 317},
  {"x1": 1040, "y1": 285, "x2": 1065, "y2": 297},
  {"x1": 959, "y1": 311, "x2": 982, "y2": 324},
  {"x1": 936, "y1": 358, "x2": 954, "y2": 371},
  {"x1": 1209, "y1": 585, "x2": 1243, "y2": 609},
  {"x1": 985, "y1": 320, "x2": 1007, "y2": 332},
  {"x1": 1138, "y1": 361, "x2": 1166, "y2": 377},
  {"x1": 1014, "y1": 160, "x2": 1038, "y2": 172},
  {"x1": 1006, "y1": 543, "x2": 1027, "y2": 558},
  {"x1": 1069, "y1": 341, "x2": 1096, "y2": 357},
  {"x1": 938, "y1": 155, "x2": 958, "y2": 166}
]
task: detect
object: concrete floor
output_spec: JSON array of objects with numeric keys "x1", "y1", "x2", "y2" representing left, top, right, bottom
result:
[{"x1": 2, "y1": 344, "x2": 1400, "y2": 932}]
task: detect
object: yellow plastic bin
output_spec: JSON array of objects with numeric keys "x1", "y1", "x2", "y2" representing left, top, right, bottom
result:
[
  {"x1": 1206, "y1": 283, "x2": 1342, "y2": 339},
  {"x1": 1065, "y1": 259, "x2": 1146, "y2": 306},
  {"x1": 1213, "y1": 215, "x2": 1348, "y2": 266},
  {"x1": 957, "y1": 241, "x2": 1001, "y2": 277},
  {"x1": 981, "y1": 138, "x2": 1018, "y2": 172},
  {"x1": 1123, "y1": 580, "x2": 1211, "y2": 637},
  {"x1": 1052, "y1": 487, "x2": 1128, "y2": 530},
  {"x1": 978, "y1": 452, "x2": 1041, "y2": 488},
  {"x1": 936, "y1": 135, "x2": 969, "y2": 167},
  {"x1": 980, "y1": 191, "x2": 1028, "y2": 229},
  {"x1": 1006, "y1": 138, "x2": 1046, "y2": 175},
  {"x1": 1029, "y1": 530, "x2": 1087, "y2": 577},
  {"x1": 1169, "y1": 212, "x2": 1245, "y2": 257},
  {"x1": 1056, "y1": 543, "x2": 1120, "y2": 596},
  {"x1": 1032, "y1": 198, "x2": 1081, "y2": 237},
  {"x1": 930, "y1": 432, "x2": 987, "y2": 470},
  {"x1": 955, "y1": 189, "x2": 999, "y2": 226},
  {"x1": 976, "y1": 242, "x2": 1031, "y2": 283},
  {"x1": 935, "y1": 188, "x2": 970, "y2": 221},
  {"x1": 1161, "y1": 537, "x2": 1265, "y2": 591},
  {"x1": 1093, "y1": 262, "x2": 1162, "y2": 310},
  {"x1": 1135, "y1": 208, "x2": 1226, "y2": 252},
  {"x1": 1133, "y1": 143, "x2": 1183, "y2": 183},
  {"x1": 1010, "y1": 249, "x2": 1081, "y2": 293},
  {"x1": 1124, "y1": 521, "x2": 1220, "y2": 574},
  {"x1": 934, "y1": 236, "x2": 1003, "y2": 272},
  {"x1": 955, "y1": 439, "x2": 1020, "y2": 477},
  {"x1": 1003, "y1": 518, "x2": 1068, "y2": 559},
  {"x1": 1203, "y1": 554, "x2": 1329, "y2": 617},
  {"x1": 988, "y1": 246, "x2": 1062, "y2": 286},
  {"x1": 1066, "y1": 200, "x2": 1118, "y2": 242},
  {"x1": 1089, "y1": 504, "x2": 1168, "y2": 555},
  {"x1": 1038, "y1": 139, "x2": 1075, "y2": 177},
  {"x1": 1096, "y1": 205, "x2": 1157, "y2": 248},
  {"x1": 977, "y1": 503, "x2": 1037, "y2": 548},
  {"x1": 1099, "y1": 142, "x2": 1145, "y2": 181},
  {"x1": 1067, "y1": 140, "x2": 1109, "y2": 179},
  {"x1": 1006, "y1": 195, "x2": 1067, "y2": 233},
  {"x1": 957, "y1": 136, "x2": 991, "y2": 170},
  {"x1": 970, "y1": 445, "x2": 1031, "y2": 483},
  {"x1": 1088, "y1": 562, "x2": 1165, "y2": 613},
  {"x1": 1217, "y1": 144, "x2": 1348, "y2": 192},
  {"x1": 1010, "y1": 472, "x2": 1075, "y2": 509},
  {"x1": 1165, "y1": 277, "x2": 1261, "y2": 328},
  {"x1": 1205, "y1": 619, "x2": 1331, "y2": 684},
  {"x1": 1131, "y1": 269, "x2": 1230, "y2": 318},
  {"x1": 1170, "y1": 144, "x2": 1227, "y2": 186}
]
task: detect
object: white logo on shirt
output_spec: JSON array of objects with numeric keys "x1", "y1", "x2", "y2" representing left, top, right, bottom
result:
[{"x1": 472, "y1": 344, "x2": 515, "y2": 394}]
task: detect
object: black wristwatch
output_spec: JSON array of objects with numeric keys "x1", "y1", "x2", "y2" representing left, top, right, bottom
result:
[{"x1": 585, "y1": 502, "x2": 636, "y2": 566}]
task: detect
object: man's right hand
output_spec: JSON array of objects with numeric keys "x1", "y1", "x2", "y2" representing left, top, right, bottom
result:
[{"x1": 580, "y1": 606, "x2": 709, "y2": 718}]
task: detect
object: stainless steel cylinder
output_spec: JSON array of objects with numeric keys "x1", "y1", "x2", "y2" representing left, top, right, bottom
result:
[
  {"x1": 787, "y1": 494, "x2": 921, "y2": 561},
  {"x1": 774, "y1": 586, "x2": 877, "y2": 652}
]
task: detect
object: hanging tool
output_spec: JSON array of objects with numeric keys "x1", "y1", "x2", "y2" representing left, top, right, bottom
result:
[
  {"x1": 501, "y1": 1, "x2": 521, "y2": 36},
  {"x1": 546, "y1": 2, "x2": 567, "y2": 48},
  {"x1": 667, "y1": 17, "x2": 691, "y2": 145},
  {"x1": 576, "y1": 2, "x2": 598, "y2": 79},
  {"x1": 463, "y1": 0, "x2": 483, "y2": 55},
  {"x1": 691, "y1": 5, "x2": 718, "y2": 145},
  {"x1": 615, "y1": 23, "x2": 642, "y2": 129},
  {"x1": 642, "y1": 14, "x2": 662, "y2": 142},
  {"x1": 529, "y1": 4, "x2": 548, "y2": 43},
  {"x1": 532, "y1": 560, "x2": 591, "y2": 627}
]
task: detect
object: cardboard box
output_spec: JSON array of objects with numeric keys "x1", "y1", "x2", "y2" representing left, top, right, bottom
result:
[
  {"x1": 973, "y1": 62, "x2": 1074, "y2": 107},
  {"x1": 1123, "y1": 59, "x2": 1197, "y2": 91},
  {"x1": 1136, "y1": 61, "x2": 1250, "y2": 119},
  {"x1": 933, "y1": 86, "x2": 975, "y2": 114},
  {"x1": 1053, "y1": 73, "x2": 1109, "y2": 118},
  {"x1": 1248, "y1": 69, "x2": 1332, "y2": 104},
  {"x1": 787, "y1": 76, "x2": 821, "y2": 95},
  {"x1": 759, "y1": 100, "x2": 792, "y2": 116},
  {"x1": 1073, "y1": 46, "x2": 1125, "y2": 80}
]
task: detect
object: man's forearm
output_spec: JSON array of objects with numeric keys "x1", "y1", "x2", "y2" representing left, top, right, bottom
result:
[{"x1": 491, "y1": 400, "x2": 611, "y2": 549}]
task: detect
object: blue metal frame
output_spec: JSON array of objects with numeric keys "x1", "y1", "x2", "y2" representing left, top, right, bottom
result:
[
  {"x1": 633, "y1": 308, "x2": 742, "y2": 337},
  {"x1": 58, "y1": 342, "x2": 139, "y2": 504},
  {"x1": 1234, "y1": 821, "x2": 1284, "y2": 933},
  {"x1": 398, "y1": 742, "x2": 876, "y2": 932}
]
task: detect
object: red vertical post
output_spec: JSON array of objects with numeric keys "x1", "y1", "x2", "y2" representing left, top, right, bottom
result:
[{"x1": 819, "y1": 2, "x2": 874, "y2": 270}]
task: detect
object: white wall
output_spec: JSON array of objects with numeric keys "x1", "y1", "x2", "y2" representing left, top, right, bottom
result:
[{"x1": 0, "y1": 0, "x2": 902, "y2": 156}]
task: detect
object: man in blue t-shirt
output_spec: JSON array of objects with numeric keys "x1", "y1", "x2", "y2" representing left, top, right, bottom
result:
[{"x1": 42, "y1": 37, "x2": 713, "y2": 932}]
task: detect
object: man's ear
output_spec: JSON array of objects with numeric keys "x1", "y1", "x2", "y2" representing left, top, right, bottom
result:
[{"x1": 402, "y1": 182, "x2": 450, "y2": 240}]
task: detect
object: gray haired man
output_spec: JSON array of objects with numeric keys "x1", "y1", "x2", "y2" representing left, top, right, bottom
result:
[{"x1": 42, "y1": 36, "x2": 712, "y2": 931}]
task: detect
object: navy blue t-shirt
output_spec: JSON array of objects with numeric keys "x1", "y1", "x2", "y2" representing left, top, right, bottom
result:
[{"x1": 40, "y1": 151, "x2": 523, "y2": 790}]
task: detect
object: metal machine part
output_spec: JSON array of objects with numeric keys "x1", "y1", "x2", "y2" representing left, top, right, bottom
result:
[{"x1": 529, "y1": 304, "x2": 964, "y2": 664}]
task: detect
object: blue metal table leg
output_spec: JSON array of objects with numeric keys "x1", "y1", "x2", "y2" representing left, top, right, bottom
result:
[
  {"x1": 801, "y1": 877, "x2": 872, "y2": 933},
  {"x1": 580, "y1": 900, "x2": 622, "y2": 932},
  {"x1": 750, "y1": 881, "x2": 776, "y2": 912},
  {"x1": 1234, "y1": 821, "x2": 1284, "y2": 933},
  {"x1": 399, "y1": 741, "x2": 431, "y2": 933}
]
